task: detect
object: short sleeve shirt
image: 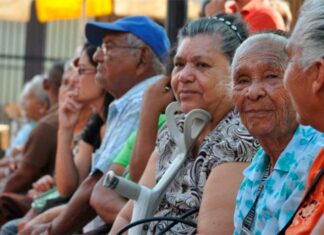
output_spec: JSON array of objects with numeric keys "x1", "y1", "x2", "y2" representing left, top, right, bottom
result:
[
  {"x1": 149, "y1": 109, "x2": 260, "y2": 234},
  {"x1": 234, "y1": 125, "x2": 324, "y2": 235}
]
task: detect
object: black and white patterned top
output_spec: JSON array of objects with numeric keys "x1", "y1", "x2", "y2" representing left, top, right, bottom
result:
[{"x1": 149, "y1": 109, "x2": 260, "y2": 234}]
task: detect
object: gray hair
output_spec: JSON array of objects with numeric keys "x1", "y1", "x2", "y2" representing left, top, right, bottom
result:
[
  {"x1": 291, "y1": 0, "x2": 324, "y2": 70},
  {"x1": 177, "y1": 13, "x2": 249, "y2": 63},
  {"x1": 231, "y1": 33, "x2": 289, "y2": 87},
  {"x1": 126, "y1": 33, "x2": 164, "y2": 74},
  {"x1": 21, "y1": 75, "x2": 49, "y2": 105},
  {"x1": 233, "y1": 32, "x2": 289, "y2": 69}
]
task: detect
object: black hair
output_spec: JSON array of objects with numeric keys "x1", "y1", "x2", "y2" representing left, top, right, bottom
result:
[
  {"x1": 82, "y1": 42, "x2": 98, "y2": 67},
  {"x1": 177, "y1": 13, "x2": 249, "y2": 63}
]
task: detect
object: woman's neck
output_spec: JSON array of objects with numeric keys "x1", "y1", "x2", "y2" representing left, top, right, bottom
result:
[{"x1": 191, "y1": 99, "x2": 233, "y2": 157}]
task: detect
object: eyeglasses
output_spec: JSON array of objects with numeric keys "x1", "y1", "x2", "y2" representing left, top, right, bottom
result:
[
  {"x1": 99, "y1": 43, "x2": 143, "y2": 56},
  {"x1": 77, "y1": 68, "x2": 97, "y2": 75}
]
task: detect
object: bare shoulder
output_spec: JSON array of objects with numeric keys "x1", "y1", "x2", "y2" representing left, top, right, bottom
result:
[{"x1": 197, "y1": 162, "x2": 249, "y2": 235}]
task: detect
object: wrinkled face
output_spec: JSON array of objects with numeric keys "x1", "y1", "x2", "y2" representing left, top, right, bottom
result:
[
  {"x1": 284, "y1": 39, "x2": 317, "y2": 127},
  {"x1": 232, "y1": 40, "x2": 296, "y2": 139},
  {"x1": 93, "y1": 33, "x2": 141, "y2": 97},
  {"x1": 74, "y1": 50, "x2": 104, "y2": 103},
  {"x1": 171, "y1": 34, "x2": 231, "y2": 114}
]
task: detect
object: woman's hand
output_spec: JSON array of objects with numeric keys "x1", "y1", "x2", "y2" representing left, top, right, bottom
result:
[
  {"x1": 58, "y1": 90, "x2": 83, "y2": 129},
  {"x1": 143, "y1": 75, "x2": 174, "y2": 115},
  {"x1": 27, "y1": 175, "x2": 54, "y2": 199}
]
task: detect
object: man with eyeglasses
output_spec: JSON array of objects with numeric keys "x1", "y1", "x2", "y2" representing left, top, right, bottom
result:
[{"x1": 30, "y1": 16, "x2": 170, "y2": 235}]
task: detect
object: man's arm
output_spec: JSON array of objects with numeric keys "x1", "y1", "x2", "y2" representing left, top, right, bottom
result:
[
  {"x1": 2, "y1": 121, "x2": 58, "y2": 193},
  {"x1": 3, "y1": 164, "x2": 43, "y2": 193},
  {"x1": 49, "y1": 172, "x2": 102, "y2": 234},
  {"x1": 109, "y1": 151, "x2": 158, "y2": 234},
  {"x1": 90, "y1": 164, "x2": 127, "y2": 224}
]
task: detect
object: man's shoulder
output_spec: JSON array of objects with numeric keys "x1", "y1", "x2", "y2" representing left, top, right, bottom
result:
[{"x1": 120, "y1": 75, "x2": 162, "y2": 109}]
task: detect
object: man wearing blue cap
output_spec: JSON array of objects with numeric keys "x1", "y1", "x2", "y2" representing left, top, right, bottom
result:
[{"x1": 36, "y1": 16, "x2": 170, "y2": 234}]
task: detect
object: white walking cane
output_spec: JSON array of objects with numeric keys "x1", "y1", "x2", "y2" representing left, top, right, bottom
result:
[{"x1": 103, "y1": 102, "x2": 211, "y2": 235}]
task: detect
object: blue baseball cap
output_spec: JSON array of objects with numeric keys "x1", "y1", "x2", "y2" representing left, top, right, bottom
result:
[{"x1": 85, "y1": 16, "x2": 171, "y2": 64}]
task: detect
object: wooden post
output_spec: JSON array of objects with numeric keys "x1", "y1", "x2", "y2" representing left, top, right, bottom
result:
[
  {"x1": 23, "y1": 1, "x2": 46, "y2": 83},
  {"x1": 166, "y1": 0, "x2": 187, "y2": 46}
]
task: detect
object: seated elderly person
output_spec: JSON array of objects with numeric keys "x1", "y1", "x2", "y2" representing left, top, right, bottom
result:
[
  {"x1": 279, "y1": 0, "x2": 324, "y2": 234},
  {"x1": 0, "y1": 62, "x2": 63, "y2": 195},
  {"x1": 232, "y1": 32, "x2": 324, "y2": 235},
  {"x1": 0, "y1": 75, "x2": 48, "y2": 178},
  {"x1": 110, "y1": 14, "x2": 260, "y2": 235}
]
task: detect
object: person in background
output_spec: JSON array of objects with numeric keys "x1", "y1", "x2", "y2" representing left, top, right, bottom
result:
[
  {"x1": 199, "y1": 0, "x2": 211, "y2": 17},
  {"x1": 0, "y1": 61, "x2": 63, "y2": 194},
  {"x1": 0, "y1": 75, "x2": 49, "y2": 179},
  {"x1": 204, "y1": 0, "x2": 286, "y2": 33},
  {"x1": 232, "y1": 32, "x2": 324, "y2": 235},
  {"x1": 280, "y1": 0, "x2": 324, "y2": 234},
  {"x1": 0, "y1": 61, "x2": 63, "y2": 228},
  {"x1": 269, "y1": 0, "x2": 292, "y2": 31}
]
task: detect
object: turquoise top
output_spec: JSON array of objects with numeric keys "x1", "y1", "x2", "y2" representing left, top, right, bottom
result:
[{"x1": 234, "y1": 125, "x2": 324, "y2": 235}]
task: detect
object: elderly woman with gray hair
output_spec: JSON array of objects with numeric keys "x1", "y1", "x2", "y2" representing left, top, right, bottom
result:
[
  {"x1": 0, "y1": 75, "x2": 49, "y2": 179},
  {"x1": 109, "y1": 14, "x2": 260, "y2": 235},
  {"x1": 232, "y1": 31, "x2": 324, "y2": 235},
  {"x1": 279, "y1": 0, "x2": 324, "y2": 234}
]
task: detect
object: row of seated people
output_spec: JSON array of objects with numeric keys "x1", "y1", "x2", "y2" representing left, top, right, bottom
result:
[{"x1": 0, "y1": 0, "x2": 323, "y2": 234}]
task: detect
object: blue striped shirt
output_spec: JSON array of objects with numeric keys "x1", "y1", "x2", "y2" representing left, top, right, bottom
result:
[
  {"x1": 234, "y1": 125, "x2": 324, "y2": 235},
  {"x1": 91, "y1": 75, "x2": 160, "y2": 174}
]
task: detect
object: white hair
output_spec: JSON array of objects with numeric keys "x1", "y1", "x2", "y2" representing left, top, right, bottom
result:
[
  {"x1": 21, "y1": 75, "x2": 49, "y2": 105},
  {"x1": 232, "y1": 33, "x2": 288, "y2": 74},
  {"x1": 126, "y1": 33, "x2": 165, "y2": 74},
  {"x1": 291, "y1": 0, "x2": 324, "y2": 70}
]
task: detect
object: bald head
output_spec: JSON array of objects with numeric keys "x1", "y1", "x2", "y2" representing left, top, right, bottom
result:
[{"x1": 232, "y1": 33, "x2": 289, "y2": 76}]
